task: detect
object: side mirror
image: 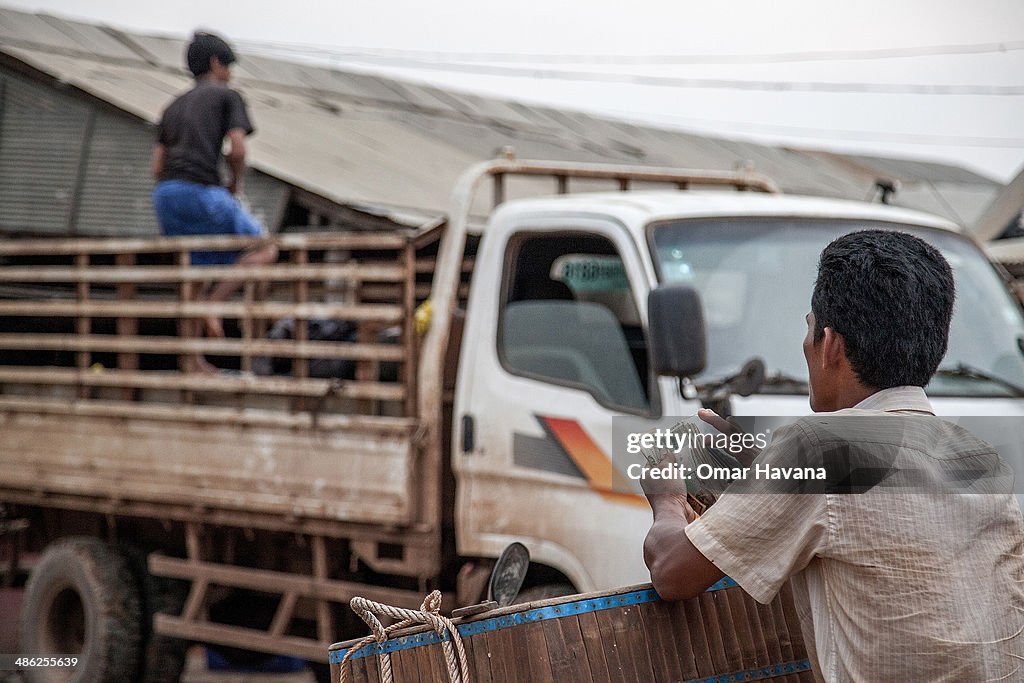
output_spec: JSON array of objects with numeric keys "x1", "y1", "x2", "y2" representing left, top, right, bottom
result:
[{"x1": 648, "y1": 284, "x2": 707, "y2": 379}]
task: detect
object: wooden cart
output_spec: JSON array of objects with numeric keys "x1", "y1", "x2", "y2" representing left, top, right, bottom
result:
[{"x1": 329, "y1": 579, "x2": 813, "y2": 683}]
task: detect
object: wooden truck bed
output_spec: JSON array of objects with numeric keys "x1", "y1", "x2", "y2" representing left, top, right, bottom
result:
[{"x1": 1, "y1": 405, "x2": 416, "y2": 526}]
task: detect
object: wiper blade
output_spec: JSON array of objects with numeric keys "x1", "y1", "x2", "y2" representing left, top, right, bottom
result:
[
  {"x1": 762, "y1": 372, "x2": 808, "y2": 387},
  {"x1": 693, "y1": 358, "x2": 765, "y2": 398},
  {"x1": 687, "y1": 362, "x2": 807, "y2": 407},
  {"x1": 934, "y1": 363, "x2": 1024, "y2": 398},
  {"x1": 760, "y1": 372, "x2": 809, "y2": 391}
]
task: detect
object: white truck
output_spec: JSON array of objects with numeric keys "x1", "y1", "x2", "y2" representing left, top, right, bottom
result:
[{"x1": 1, "y1": 157, "x2": 1021, "y2": 681}]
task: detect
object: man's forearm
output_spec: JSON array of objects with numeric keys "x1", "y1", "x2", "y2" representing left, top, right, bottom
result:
[
  {"x1": 227, "y1": 153, "x2": 245, "y2": 192},
  {"x1": 644, "y1": 496, "x2": 724, "y2": 601},
  {"x1": 645, "y1": 517, "x2": 695, "y2": 599},
  {"x1": 226, "y1": 129, "x2": 247, "y2": 193},
  {"x1": 151, "y1": 144, "x2": 165, "y2": 181}
]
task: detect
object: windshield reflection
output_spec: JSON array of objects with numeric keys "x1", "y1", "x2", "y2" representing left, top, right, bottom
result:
[{"x1": 650, "y1": 218, "x2": 1024, "y2": 398}]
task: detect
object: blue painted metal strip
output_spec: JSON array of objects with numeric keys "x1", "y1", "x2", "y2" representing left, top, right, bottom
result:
[
  {"x1": 330, "y1": 578, "x2": 742, "y2": 664},
  {"x1": 707, "y1": 576, "x2": 739, "y2": 591},
  {"x1": 684, "y1": 658, "x2": 813, "y2": 682}
]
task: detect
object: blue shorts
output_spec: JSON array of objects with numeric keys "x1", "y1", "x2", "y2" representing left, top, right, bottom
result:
[{"x1": 153, "y1": 180, "x2": 263, "y2": 265}]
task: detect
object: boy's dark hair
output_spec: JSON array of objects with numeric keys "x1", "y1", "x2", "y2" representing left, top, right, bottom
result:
[
  {"x1": 812, "y1": 229, "x2": 955, "y2": 389},
  {"x1": 187, "y1": 31, "x2": 236, "y2": 77}
]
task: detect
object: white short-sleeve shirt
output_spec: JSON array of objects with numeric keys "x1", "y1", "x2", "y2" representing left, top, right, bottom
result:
[{"x1": 686, "y1": 386, "x2": 1024, "y2": 682}]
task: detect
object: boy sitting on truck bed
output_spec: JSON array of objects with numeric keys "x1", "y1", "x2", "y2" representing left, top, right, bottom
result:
[{"x1": 151, "y1": 30, "x2": 278, "y2": 373}]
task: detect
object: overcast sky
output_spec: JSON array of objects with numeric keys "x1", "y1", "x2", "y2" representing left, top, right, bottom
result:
[{"x1": 3, "y1": 0, "x2": 1023, "y2": 181}]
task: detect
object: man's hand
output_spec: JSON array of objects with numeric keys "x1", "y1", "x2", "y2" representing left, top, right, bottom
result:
[
  {"x1": 638, "y1": 435, "x2": 723, "y2": 600},
  {"x1": 639, "y1": 456, "x2": 698, "y2": 523},
  {"x1": 697, "y1": 408, "x2": 762, "y2": 466},
  {"x1": 642, "y1": 491, "x2": 723, "y2": 600},
  {"x1": 647, "y1": 491, "x2": 699, "y2": 524},
  {"x1": 637, "y1": 443, "x2": 690, "y2": 502}
]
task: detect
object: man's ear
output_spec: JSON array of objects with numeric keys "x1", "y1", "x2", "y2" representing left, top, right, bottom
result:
[{"x1": 820, "y1": 327, "x2": 848, "y2": 369}]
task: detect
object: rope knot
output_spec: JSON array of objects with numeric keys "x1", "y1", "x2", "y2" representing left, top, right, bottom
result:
[
  {"x1": 339, "y1": 591, "x2": 471, "y2": 683},
  {"x1": 421, "y1": 589, "x2": 443, "y2": 613}
]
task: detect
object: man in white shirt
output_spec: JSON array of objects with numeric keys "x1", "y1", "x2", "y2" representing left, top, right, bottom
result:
[{"x1": 642, "y1": 229, "x2": 1024, "y2": 682}]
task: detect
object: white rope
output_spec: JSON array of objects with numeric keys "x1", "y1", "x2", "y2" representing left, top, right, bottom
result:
[{"x1": 339, "y1": 590, "x2": 471, "y2": 683}]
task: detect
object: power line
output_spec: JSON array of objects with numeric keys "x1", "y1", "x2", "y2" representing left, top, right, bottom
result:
[
  {"x1": 233, "y1": 38, "x2": 1024, "y2": 66},
  {"x1": 234, "y1": 42, "x2": 1024, "y2": 96},
  {"x1": 598, "y1": 110, "x2": 1024, "y2": 148},
  {"x1": 282, "y1": 59, "x2": 1024, "y2": 96}
]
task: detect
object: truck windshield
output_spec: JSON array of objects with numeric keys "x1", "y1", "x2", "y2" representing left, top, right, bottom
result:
[{"x1": 650, "y1": 218, "x2": 1024, "y2": 398}]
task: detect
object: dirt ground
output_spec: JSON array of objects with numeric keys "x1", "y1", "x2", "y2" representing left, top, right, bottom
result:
[
  {"x1": 1, "y1": 650, "x2": 317, "y2": 683},
  {"x1": 2, "y1": 589, "x2": 320, "y2": 683}
]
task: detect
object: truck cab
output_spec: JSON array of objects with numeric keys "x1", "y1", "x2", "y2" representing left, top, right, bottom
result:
[{"x1": 454, "y1": 190, "x2": 1024, "y2": 592}]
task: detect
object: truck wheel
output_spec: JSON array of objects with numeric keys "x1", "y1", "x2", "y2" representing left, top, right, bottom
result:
[
  {"x1": 137, "y1": 579, "x2": 189, "y2": 683},
  {"x1": 120, "y1": 544, "x2": 189, "y2": 683},
  {"x1": 20, "y1": 537, "x2": 142, "y2": 683}
]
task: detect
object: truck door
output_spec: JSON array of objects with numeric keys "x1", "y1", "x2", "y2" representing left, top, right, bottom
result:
[{"x1": 455, "y1": 216, "x2": 659, "y2": 592}]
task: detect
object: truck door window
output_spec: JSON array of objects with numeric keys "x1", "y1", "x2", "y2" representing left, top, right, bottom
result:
[{"x1": 499, "y1": 233, "x2": 651, "y2": 413}]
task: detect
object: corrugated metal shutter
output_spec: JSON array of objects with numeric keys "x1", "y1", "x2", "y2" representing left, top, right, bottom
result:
[
  {"x1": 0, "y1": 73, "x2": 89, "y2": 234},
  {"x1": 0, "y1": 69, "x2": 291, "y2": 237},
  {"x1": 243, "y1": 168, "x2": 289, "y2": 233},
  {"x1": 76, "y1": 112, "x2": 159, "y2": 236},
  {"x1": 78, "y1": 108, "x2": 290, "y2": 236}
]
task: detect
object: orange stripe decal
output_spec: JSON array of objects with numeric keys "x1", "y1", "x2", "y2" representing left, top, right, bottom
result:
[{"x1": 540, "y1": 416, "x2": 646, "y2": 508}]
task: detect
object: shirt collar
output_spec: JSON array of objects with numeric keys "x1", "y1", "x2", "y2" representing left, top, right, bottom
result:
[{"x1": 853, "y1": 386, "x2": 934, "y2": 414}]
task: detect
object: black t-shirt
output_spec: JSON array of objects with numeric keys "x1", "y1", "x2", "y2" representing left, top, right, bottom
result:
[{"x1": 157, "y1": 80, "x2": 254, "y2": 186}]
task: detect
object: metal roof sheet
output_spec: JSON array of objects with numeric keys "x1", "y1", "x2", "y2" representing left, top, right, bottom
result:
[
  {"x1": 835, "y1": 152, "x2": 996, "y2": 185},
  {"x1": 0, "y1": 6, "x2": 1002, "y2": 229}
]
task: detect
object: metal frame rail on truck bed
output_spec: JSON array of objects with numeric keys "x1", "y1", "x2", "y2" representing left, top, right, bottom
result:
[{"x1": 0, "y1": 155, "x2": 777, "y2": 679}]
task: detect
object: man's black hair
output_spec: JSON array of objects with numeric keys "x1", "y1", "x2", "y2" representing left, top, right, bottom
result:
[
  {"x1": 812, "y1": 229, "x2": 955, "y2": 389},
  {"x1": 187, "y1": 31, "x2": 236, "y2": 77}
]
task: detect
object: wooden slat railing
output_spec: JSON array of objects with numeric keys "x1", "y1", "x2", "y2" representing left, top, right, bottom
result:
[{"x1": 0, "y1": 231, "x2": 427, "y2": 419}]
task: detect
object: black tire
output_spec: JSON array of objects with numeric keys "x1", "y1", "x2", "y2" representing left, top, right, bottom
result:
[
  {"x1": 137, "y1": 582, "x2": 189, "y2": 683},
  {"x1": 20, "y1": 537, "x2": 142, "y2": 683},
  {"x1": 120, "y1": 544, "x2": 189, "y2": 683}
]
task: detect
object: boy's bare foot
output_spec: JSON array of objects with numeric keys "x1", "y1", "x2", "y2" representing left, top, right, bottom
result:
[{"x1": 186, "y1": 355, "x2": 220, "y2": 374}]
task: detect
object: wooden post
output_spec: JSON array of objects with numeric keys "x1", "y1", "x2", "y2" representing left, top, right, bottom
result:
[
  {"x1": 350, "y1": 254, "x2": 378, "y2": 416},
  {"x1": 241, "y1": 281, "x2": 255, "y2": 375},
  {"x1": 178, "y1": 250, "x2": 194, "y2": 404},
  {"x1": 115, "y1": 253, "x2": 138, "y2": 401},
  {"x1": 402, "y1": 242, "x2": 417, "y2": 418},
  {"x1": 293, "y1": 247, "x2": 309, "y2": 380},
  {"x1": 75, "y1": 252, "x2": 90, "y2": 399},
  {"x1": 181, "y1": 523, "x2": 207, "y2": 622},
  {"x1": 312, "y1": 536, "x2": 335, "y2": 644},
  {"x1": 292, "y1": 247, "x2": 309, "y2": 412}
]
